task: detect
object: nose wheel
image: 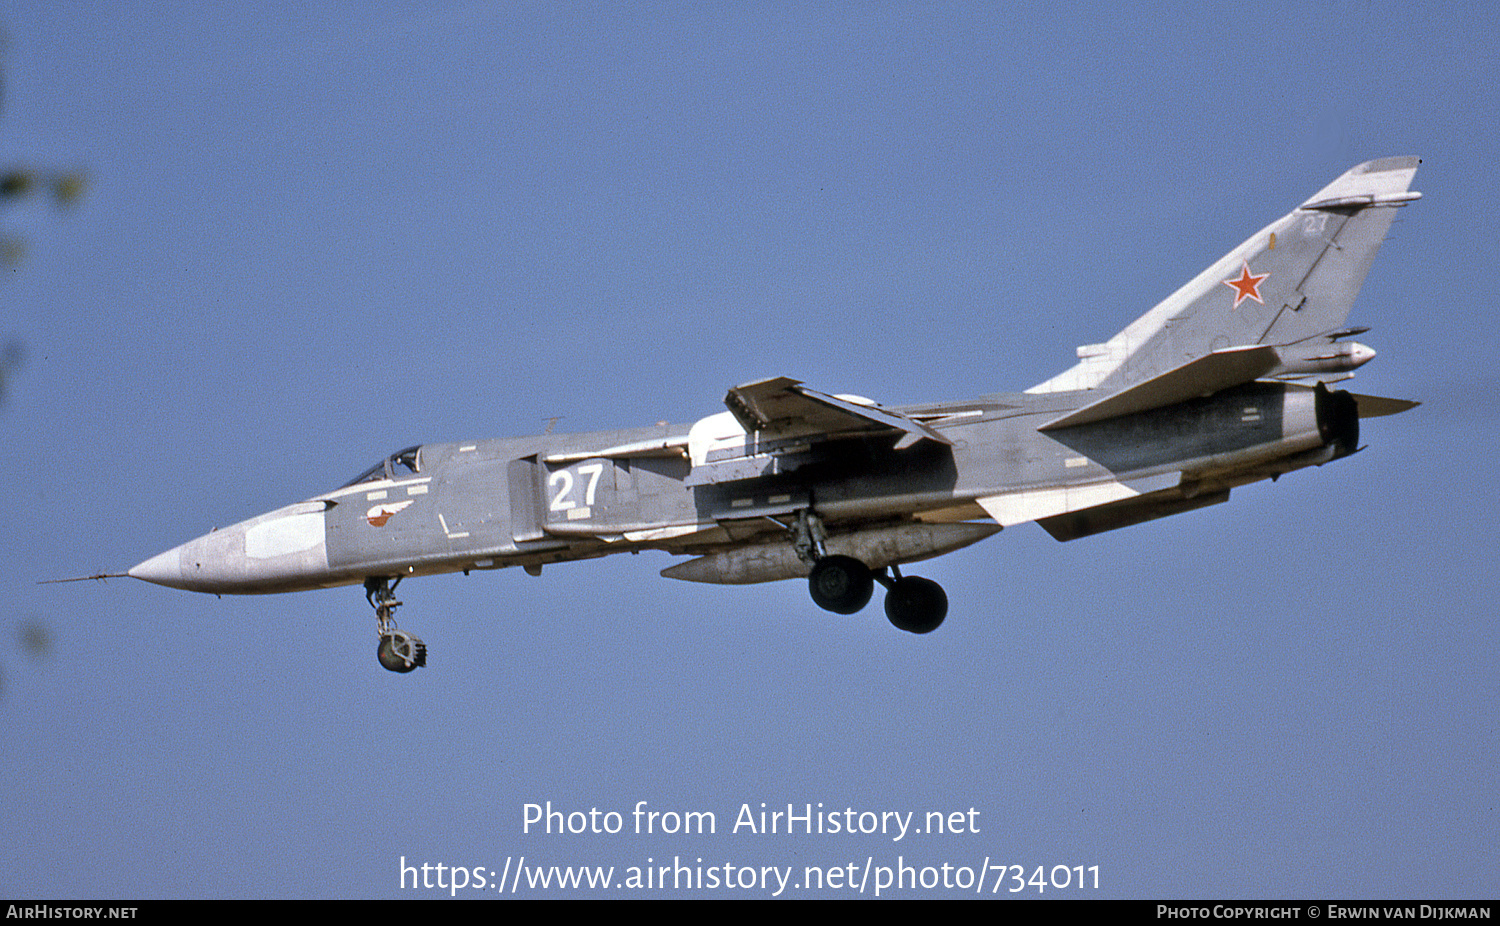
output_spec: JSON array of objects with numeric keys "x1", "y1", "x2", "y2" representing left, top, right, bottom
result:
[{"x1": 365, "y1": 576, "x2": 426, "y2": 673}]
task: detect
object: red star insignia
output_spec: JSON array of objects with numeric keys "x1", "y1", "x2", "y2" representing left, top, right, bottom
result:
[{"x1": 1223, "y1": 261, "x2": 1269, "y2": 308}]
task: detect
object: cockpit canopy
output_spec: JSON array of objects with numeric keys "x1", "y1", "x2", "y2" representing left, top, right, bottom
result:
[{"x1": 342, "y1": 445, "x2": 422, "y2": 487}]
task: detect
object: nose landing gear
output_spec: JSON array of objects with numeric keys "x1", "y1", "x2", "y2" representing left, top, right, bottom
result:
[{"x1": 365, "y1": 576, "x2": 426, "y2": 673}]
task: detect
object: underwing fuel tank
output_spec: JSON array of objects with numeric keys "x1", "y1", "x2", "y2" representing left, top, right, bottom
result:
[{"x1": 660, "y1": 522, "x2": 1003, "y2": 585}]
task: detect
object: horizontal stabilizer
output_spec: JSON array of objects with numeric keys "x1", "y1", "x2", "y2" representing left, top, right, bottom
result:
[
  {"x1": 1349, "y1": 393, "x2": 1420, "y2": 418},
  {"x1": 1273, "y1": 383, "x2": 1418, "y2": 419},
  {"x1": 977, "y1": 472, "x2": 1181, "y2": 527},
  {"x1": 1040, "y1": 346, "x2": 1278, "y2": 430},
  {"x1": 1038, "y1": 489, "x2": 1231, "y2": 541}
]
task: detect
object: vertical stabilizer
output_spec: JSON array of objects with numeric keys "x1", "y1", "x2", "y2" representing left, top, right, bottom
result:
[{"x1": 1029, "y1": 158, "x2": 1421, "y2": 395}]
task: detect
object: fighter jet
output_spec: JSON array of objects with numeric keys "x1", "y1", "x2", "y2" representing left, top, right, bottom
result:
[{"x1": 116, "y1": 157, "x2": 1422, "y2": 672}]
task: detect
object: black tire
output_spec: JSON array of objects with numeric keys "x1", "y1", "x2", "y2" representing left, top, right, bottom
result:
[
  {"x1": 884, "y1": 576, "x2": 948, "y2": 634},
  {"x1": 377, "y1": 631, "x2": 426, "y2": 673},
  {"x1": 807, "y1": 555, "x2": 875, "y2": 614}
]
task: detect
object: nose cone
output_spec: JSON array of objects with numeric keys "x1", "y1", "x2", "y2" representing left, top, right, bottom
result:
[
  {"x1": 1347, "y1": 342, "x2": 1377, "y2": 368},
  {"x1": 129, "y1": 546, "x2": 186, "y2": 589},
  {"x1": 129, "y1": 527, "x2": 246, "y2": 593},
  {"x1": 129, "y1": 502, "x2": 332, "y2": 594}
]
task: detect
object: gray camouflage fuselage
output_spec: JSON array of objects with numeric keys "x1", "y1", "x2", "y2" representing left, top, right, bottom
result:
[
  {"x1": 124, "y1": 156, "x2": 1422, "y2": 644},
  {"x1": 128, "y1": 378, "x2": 1351, "y2": 595}
]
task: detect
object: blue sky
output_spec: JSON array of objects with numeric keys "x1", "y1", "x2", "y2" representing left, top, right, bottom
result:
[{"x1": 2, "y1": 2, "x2": 1495, "y2": 899}]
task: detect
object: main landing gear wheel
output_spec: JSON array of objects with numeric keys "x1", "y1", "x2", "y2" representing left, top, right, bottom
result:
[
  {"x1": 365, "y1": 576, "x2": 426, "y2": 673},
  {"x1": 883, "y1": 575, "x2": 948, "y2": 634},
  {"x1": 801, "y1": 549, "x2": 949, "y2": 632},
  {"x1": 791, "y1": 508, "x2": 948, "y2": 631},
  {"x1": 808, "y1": 555, "x2": 875, "y2": 615}
]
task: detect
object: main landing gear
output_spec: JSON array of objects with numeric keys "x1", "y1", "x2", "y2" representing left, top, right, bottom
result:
[
  {"x1": 794, "y1": 511, "x2": 949, "y2": 634},
  {"x1": 365, "y1": 576, "x2": 427, "y2": 673}
]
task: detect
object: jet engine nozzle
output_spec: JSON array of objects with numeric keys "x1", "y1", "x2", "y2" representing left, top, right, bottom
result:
[{"x1": 1315, "y1": 383, "x2": 1361, "y2": 459}]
